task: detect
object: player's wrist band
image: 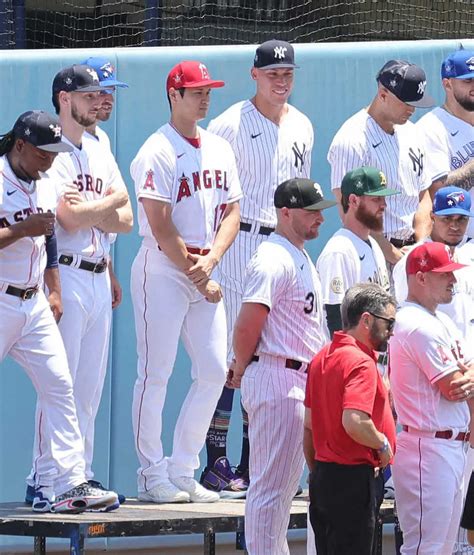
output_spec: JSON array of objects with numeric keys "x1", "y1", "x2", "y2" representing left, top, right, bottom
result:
[{"x1": 377, "y1": 435, "x2": 389, "y2": 454}]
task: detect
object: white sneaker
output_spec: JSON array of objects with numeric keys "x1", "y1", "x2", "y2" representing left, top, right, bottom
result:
[
  {"x1": 138, "y1": 480, "x2": 190, "y2": 504},
  {"x1": 169, "y1": 476, "x2": 220, "y2": 503}
]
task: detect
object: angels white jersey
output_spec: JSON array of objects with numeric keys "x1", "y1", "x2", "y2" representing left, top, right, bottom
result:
[
  {"x1": 317, "y1": 228, "x2": 390, "y2": 305},
  {"x1": 328, "y1": 109, "x2": 430, "y2": 240},
  {"x1": 392, "y1": 237, "x2": 474, "y2": 344},
  {"x1": 390, "y1": 302, "x2": 471, "y2": 431},
  {"x1": 417, "y1": 107, "x2": 474, "y2": 237},
  {"x1": 49, "y1": 134, "x2": 127, "y2": 260},
  {"x1": 0, "y1": 155, "x2": 57, "y2": 286},
  {"x1": 131, "y1": 123, "x2": 242, "y2": 249},
  {"x1": 208, "y1": 100, "x2": 313, "y2": 227},
  {"x1": 242, "y1": 233, "x2": 328, "y2": 363}
]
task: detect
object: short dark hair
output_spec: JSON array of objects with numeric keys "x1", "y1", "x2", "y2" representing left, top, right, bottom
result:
[
  {"x1": 341, "y1": 193, "x2": 350, "y2": 214},
  {"x1": 167, "y1": 87, "x2": 185, "y2": 111},
  {"x1": 52, "y1": 92, "x2": 60, "y2": 115},
  {"x1": 342, "y1": 283, "x2": 395, "y2": 330}
]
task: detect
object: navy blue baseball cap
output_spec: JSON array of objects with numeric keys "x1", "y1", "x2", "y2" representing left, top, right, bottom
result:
[
  {"x1": 254, "y1": 40, "x2": 299, "y2": 70},
  {"x1": 376, "y1": 60, "x2": 435, "y2": 108},
  {"x1": 433, "y1": 186, "x2": 474, "y2": 217},
  {"x1": 81, "y1": 57, "x2": 128, "y2": 88},
  {"x1": 441, "y1": 50, "x2": 474, "y2": 80},
  {"x1": 12, "y1": 110, "x2": 73, "y2": 153},
  {"x1": 52, "y1": 64, "x2": 108, "y2": 94}
]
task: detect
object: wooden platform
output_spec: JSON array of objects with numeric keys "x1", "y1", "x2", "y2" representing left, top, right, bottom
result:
[{"x1": 0, "y1": 496, "x2": 396, "y2": 554}]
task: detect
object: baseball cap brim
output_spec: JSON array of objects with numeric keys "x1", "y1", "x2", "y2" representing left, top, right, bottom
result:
[
  {"x1": 405, "y1": 93, "x2": 436, "y2": 108},
  {"x1": 257, "y1": 63, "x2": 299, "y2": 70},
  {"x1": 455, "y1": 71, "x2": 474, "y2": 80},
  {"x1": 431, "y1": 261, "x2": 467, "y2": 273},
  {"x1": 182, "y1": 79, "x2": 225, "y2": 89},
  {"x1": 434, "y1": 207, "x2": 474, "y2": 217},
  {"x1": 38, "y1": 142, "x2": 74, "y2": 153},
  {"x1": 364, "y1": 187, "x2": 400, "y2": 197},
  {"x1": 99, "y1": 78, "x2": 128, "y2": 88},
  {"x1": 304, "y1": 199, "x2": 337, "y2": 211},
  {"x1": 73, "y1": 84, "x2": 105, "y2": 93}
]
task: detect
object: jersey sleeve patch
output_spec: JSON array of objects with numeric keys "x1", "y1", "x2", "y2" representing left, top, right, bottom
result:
[{"x1": 331, "y1": 277, "x2": 344, "y2": 294}]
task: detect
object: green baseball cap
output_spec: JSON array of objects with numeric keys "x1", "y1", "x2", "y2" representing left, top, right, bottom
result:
[{"x1": 341, "y1": 167, "x2": 399, "y2": 197}]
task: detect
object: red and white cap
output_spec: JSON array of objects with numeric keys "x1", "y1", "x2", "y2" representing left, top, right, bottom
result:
[
  {"x1": 406, "y1": 242, "x2": 467, "y2": 275},
  {"x1": 166, "y1": 61, "x2": 225, "y2": 92}
]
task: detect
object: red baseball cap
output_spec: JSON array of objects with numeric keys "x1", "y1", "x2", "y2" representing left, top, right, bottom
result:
[
  {"x1": 406, "y1": 242, "x2": 467, "y2": 275},
  {"x1": 166, "y1": 61, "x2": 225, "y2": 93}
]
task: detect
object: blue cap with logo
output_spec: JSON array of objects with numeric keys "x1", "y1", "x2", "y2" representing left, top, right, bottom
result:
[
  {"x1": 433, "y1": 186, "x2": 474, "y2": 217},
  {"x1": 81, "y1": 57, "x2": 128, "y2": 88},
  {"x1": 441, "y1": 50, "x2": 474, "y2": 80}
]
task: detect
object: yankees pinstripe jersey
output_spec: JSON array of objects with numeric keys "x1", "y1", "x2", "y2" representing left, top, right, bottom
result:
[
  {"x1": 417, "y1": 107, "x2": 474, "y2": 237},
  {"x1": 317, "y1": 228, "x2": 390, "y2": 305},
  {"x1": 242, "y1": 233, "x2": 328, "y2": 363},
  {"x1": 328, "y1": 109, "x2": 430, "y2": 240},
  {"x1": 208, "y1": 100, "x2": 313, "y2": 227},
  {"x1": 50, "y1": 134, "x2": 127, "y2": 259},
  {"x1": 131, "y1": 123, "x2": 242, "y2": 250}
]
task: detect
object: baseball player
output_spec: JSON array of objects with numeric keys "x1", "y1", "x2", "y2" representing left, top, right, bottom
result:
[
  {"x1": 231, "y1": 178, "x2": 335, "y2": 555},
  {"x1": 26, "y1": 64, "x2": 133, "y2": 507},
  {"x1": 201, "y1": 39, "x2": 313, "y2": 496},
  {"x1": 81, "y1": 56, "x2": 129, "y2": 312},
  {"x1": 130, "y1": 60, "x2": 242, "y2": 504},
  {"x1": 328, "y1": 60, "x2": 434, "y2": 264},
  {"x1": 416, "y1": 49, "x2": 474, "y2": 238},
  {"x1": 389, "y1": 242, "x2": 474, "y2": 554},
  {"x1": 317, "y1": 167, "x2": 396, "y2": 336},
  {"x1": 0, "y1": 110, "x2": 118, "y2": 513}
]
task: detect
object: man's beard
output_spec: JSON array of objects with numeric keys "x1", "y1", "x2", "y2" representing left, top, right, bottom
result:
[
  {"x1": 72, "y1": 105, "x2": 96, "y2": 127},
  {"x1": 454, "y1": 91, "x2": 474, "y2": 112},
  {"x1": 355, "y1": 203, "x2": 384, "y2": 232}
]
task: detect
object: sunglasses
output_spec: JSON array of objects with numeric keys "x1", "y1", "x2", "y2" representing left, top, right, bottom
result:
[{"x1": 368, "y1": 311, "x2": 396, "y2": 332}]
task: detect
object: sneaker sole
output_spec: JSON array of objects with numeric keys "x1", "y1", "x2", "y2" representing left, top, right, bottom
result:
[
  {"x1": 53, "y1": 493, "x2": 118, "y2": 514},
  {"x1": 86, "y1": 500, "x2": 120, "y2": 513},
  {"x1": 138, "y1": 493, "x2": 190, "y2": 504},
  {"x1": 188, "y1": 495, "x2": 220, "y2": 503}
]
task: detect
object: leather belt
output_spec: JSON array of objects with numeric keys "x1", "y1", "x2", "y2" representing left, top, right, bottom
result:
[
  {"x1": 240, "y1": 222, "x2": 275, "y2": 236},
  {"x1": 402, "y1": 425, "x2": 470, "y2": 442},
  {"x1": 5, "y1": 285, "x2": 39, "y2": 300},
  {"x1": 251, "y1": 354, "x2": 307, "y2": 373},
  {"x1": 59, "y1": 255, "x2": 108, "y2": 274},
  {"x1": 158, "y1": 245, "x2": 211, "y2": 256},
  {"x1": 389, "y1": 235, "x2": 416, "y2": 249}
]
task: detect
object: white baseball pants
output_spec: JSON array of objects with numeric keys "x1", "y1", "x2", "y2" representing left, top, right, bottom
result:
[
  {"x1": 241, "y1": 356, "x2": 307, "y2": 555},
  {"x1": 393, "y1": 430, "x2": 469, "y2": 555},
  {"x1": 1, "y1": 290, "x2": 85, "y2": 494},
  {"x1": 131, "y1": 246, "x2": 227, "y2": 492}
]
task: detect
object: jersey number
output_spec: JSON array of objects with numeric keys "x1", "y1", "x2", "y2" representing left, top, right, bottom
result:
[
  {"x1": 304, "y1": 292, "x2": 315, "y2": 314},
  {"x1": 214, "y1": 203, "x2": 227, "y2": 231}
]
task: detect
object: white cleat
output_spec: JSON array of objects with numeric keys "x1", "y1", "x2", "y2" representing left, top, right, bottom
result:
[
  {"x1": 138, "y1": 480, "x2": 190, "y2": 504},
  {"x1": 169, "y1": 476, "x2": 220, "y2": 503}
]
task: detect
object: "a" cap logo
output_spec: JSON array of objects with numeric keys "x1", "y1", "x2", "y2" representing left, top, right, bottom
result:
[
  {"x1": 379, "y1": 171, "x2": 387, "y2": 186},
  {"x1": 199, "y1": 63, "x2": 210, "y2": 80},
  {"x1": 274, "y1": 46, "x2": 287, "y2": 60}
]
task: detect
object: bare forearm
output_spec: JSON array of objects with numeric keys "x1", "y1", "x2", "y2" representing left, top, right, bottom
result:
[
  {"x1": 210, "y1": 203, "x2": 240, "y2": 263},
  {"x1": 413, "y1": 191, "x2": 432, "y2": 241},
  {"x1": 0, "y1": 222, "x2": 29, "y2": 249},
  {"x1": 58, "y1": 192, "x2": 128, "y2": 233},
  {"x1": 95, "y1": 201, "x2": 134, "y2": 233},
  {"x1": 233, "y1": 325, "x2": 260, "y2": 371},
  {"x1": 152, "y1": 224, "x2": 194, "y2": 273},
  {"x1": 44, "y1": 267, "x2": 61, "y2": 296}
]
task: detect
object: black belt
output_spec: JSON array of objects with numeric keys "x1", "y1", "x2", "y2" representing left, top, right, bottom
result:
[
  {"x1": 240, "y1": 222, "x2": 275, "y2": 236},
  {"x1": 389, "y1": 235, "x2": 416, "y2": 249},
  {"x1": 251, "y1": 354, "x2": 307, "y2": 372},
  {"x1": 59, "y1": 255, "x2": 107, "y2": 274},
  {"x1": 5, "y1": 285, "x2": 39, "y2": 300}
]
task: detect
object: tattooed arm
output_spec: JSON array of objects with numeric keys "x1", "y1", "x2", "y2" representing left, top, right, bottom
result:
[{"x1": 430, "y1": 159, "x2": 474, "y2": 196}]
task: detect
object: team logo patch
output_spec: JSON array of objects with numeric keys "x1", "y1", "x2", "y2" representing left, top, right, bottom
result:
[
  {"x1": 466, "y1": 57, "x2": 474, "y2": 71},
  {"x1": 379, "y1": 171, "x2": 387, "y2": 186},
  {"x1": 198, "y1": 63, "x2": 210, "y2": 80},
  {"x1": 86, "y1": 68, "x2": 99, "y2": 82},
  {"x1": 65, "y1": 77, "x2": 73, "y2": 85},
  {"x1": 24, "y1": 127, "x2": 31, "y2": 136},
  {"x1": 274, "y1": 46, "x2": 287, "y2": 59},
  {"x1": 143, "y1": 169, "x2": 155, "y2": 191},
  {"x1": 100, "y1": 62, "x2": 114, "y2": 78},
  {"x1": 355, "y1": 179, "x2": 364, "y2": 190},
  {"x1": 313, "y1": 182, "x2": 323, "y2": 196},
  {"x1": 417, "y1": 80, "x2": 426, "y2": 95},
  {"x1": 330, "y1": 277, "x2": 343, "y2": 294},
  {"x1": 49, "y1": 124, "x2": 61, "y2": 138},
  {"x1": 290, "y1": 195, "x2": 298, "y2": 205},
  {"x1": 446, "y1": 191, "x2": 465, "y2": 206}
]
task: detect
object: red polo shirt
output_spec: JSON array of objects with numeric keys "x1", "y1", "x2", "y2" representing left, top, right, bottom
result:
[{"x1": 305, "y1": 331, "x2": 396, "y2": 466}]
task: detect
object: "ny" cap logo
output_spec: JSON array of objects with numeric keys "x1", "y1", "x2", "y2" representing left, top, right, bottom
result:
[
  {"x1": 417, "y1": 80, "x2": 426, "y2": 94},
  {"x1": 274, "y1": 46, "x2": 287, "y2": 59}
]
